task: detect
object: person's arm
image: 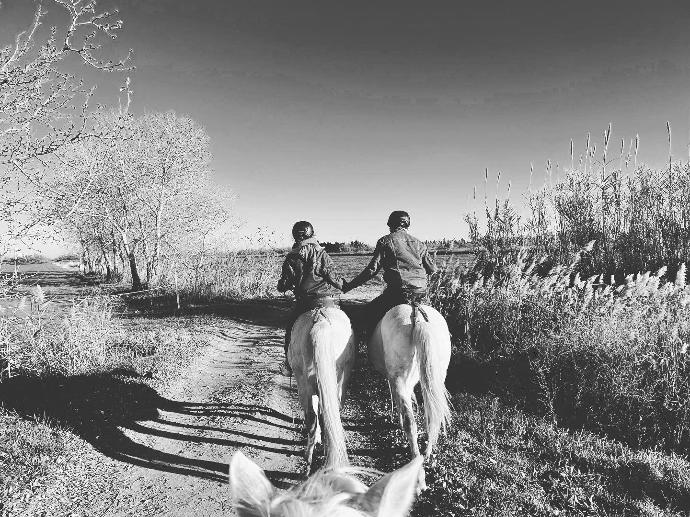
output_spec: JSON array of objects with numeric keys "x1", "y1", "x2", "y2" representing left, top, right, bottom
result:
[
  {"x1": 277, "y1": 255, "x2": 298, "y2": 293},
  {"x1": 346, "y1": 241, "x2": 384, "y2": 291},
  {"x1": 317, "y1": 250, "x2": 345, "y2": 291},
  {"x1": 421, "y1": 245, "x2": 438, "y2": 276}
]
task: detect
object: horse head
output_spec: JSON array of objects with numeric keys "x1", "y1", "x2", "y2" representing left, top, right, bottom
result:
[{"x1": 230, "y1": 451, "x2": 423, "y2": 517}]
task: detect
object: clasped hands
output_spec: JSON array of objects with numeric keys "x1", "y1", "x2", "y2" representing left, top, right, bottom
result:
[{"x1": 341, "y1": 279, "x2": 354, "y2": 294}]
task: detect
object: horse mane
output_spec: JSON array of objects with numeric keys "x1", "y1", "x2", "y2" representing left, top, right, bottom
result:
[{"x1": 268, "y1": 467, "x2": 377, "y2": 517}]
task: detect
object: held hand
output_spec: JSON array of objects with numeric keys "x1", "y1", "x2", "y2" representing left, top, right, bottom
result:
[{"x1": 341, "y1": 280, "x2": 352, "y2": 293}]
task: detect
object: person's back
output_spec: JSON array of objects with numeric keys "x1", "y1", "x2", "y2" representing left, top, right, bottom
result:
[
  {"x1": 344, "y1": 211, "x2": 437, "y2": 335},
  {"x1": 279, "y1": 237, "x2": 343, "y2": 301},
  {"x1": 277, "y1": 221, "x2": 345, "y2": 373},
  {"x1": 374, "y1": 228, "x2": 434, "y2": 293}
]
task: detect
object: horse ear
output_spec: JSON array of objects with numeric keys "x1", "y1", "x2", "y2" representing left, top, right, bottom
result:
[
  {"x1": 356, "y1": 457, "x2": 423, "y2": 517},
  {"x1": 229, "y1": 451, "x2": 274, "y2": 517}
]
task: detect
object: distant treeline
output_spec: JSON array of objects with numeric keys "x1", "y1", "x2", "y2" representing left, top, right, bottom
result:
[
  {"x1": 321, "y1": 240, "x2": 373, "y2": 253},
  {"x1": 424, "y1": 238, "x2": 469, "y2": 250},
  {"x1": 320, "y1": 238, "x2": 470, "y2": 254}
]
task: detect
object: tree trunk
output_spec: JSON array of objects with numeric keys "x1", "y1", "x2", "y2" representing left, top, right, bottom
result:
[
  {"x1": 119, "y1": 229, "x2": 142, "y2": 291},
  {"x1": 128, "y1": 252, "x2": 142, "y2": 291},
  {"x1": 97, "y1": 237, "x2": 113, "y2": 281}
]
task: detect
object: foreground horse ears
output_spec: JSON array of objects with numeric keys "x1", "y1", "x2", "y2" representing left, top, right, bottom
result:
[
  {"x1": 355, "y1": 456, "x2": 424, "y2": 517},
  {"x1": 229, "y1": 451, "x2": 422, "y2": 517},
  {"x1": 229, "y1": 451, "x2": 274, "y2": 517}
]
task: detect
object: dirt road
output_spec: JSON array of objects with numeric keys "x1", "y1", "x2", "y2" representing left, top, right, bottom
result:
[
  {"x1": 100, "y1": 314, "x2": 396, "y2": 516},
  {"x1": 102, "y1": 306, "x2": 398, "y2": 516},
  {"x1": 101, "y1": 320, "x2": 302, "y2": 516},
  {"x1": 2, "y1": 264, "x2": 398, "y2": 516}
]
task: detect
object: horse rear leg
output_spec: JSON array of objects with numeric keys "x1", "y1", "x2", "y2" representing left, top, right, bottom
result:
[
  {"x1": 393, "y1": 378, "x2": 427, "y2": 491},
  {"x1": 304, "y1": 393, "x2": 321, "y2": 474},
  {"x1": 393, "y1": 378, "x2": 421, "y2": 458},
  {"x1": 387, "y1": 380, "x2": 396, "y2": 424}
]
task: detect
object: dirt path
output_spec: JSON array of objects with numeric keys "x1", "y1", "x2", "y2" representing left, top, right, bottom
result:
[
  {"x1": 99, "y1": 312, "x2": 397, "y2": 517},
  {"x1": 100, "y1": 320, "x2": 305, "y2": 516},
  {"x1": 3, "y1": 263, "x2": 399, "y2": 516}
]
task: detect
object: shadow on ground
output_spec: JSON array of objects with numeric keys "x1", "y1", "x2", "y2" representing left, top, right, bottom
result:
[
  {"x1": 0, "y1": 370, "x2": 301, "y2": 486},
  {"x1": 120, "y1": 293, "x2": 371, "y2": 331}
]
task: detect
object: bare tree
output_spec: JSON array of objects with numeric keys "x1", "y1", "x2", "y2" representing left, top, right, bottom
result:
[
  {"x1": 51, "y1": 110, "x2": 232, "y2": 290},
  {"x1": 0, "y1": 0, "x2": 132, "y2": 248}
]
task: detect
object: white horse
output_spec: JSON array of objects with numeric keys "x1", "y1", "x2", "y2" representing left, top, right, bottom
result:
[
  {"x1": 230, "y1": 450, "x2": 422, "y2": 517},
  {"x1": 288, "y1": 306, "x2": 355, "y2": 472},
  {"x1": 368, "y1": 302, "x2": 452, "y2": 489}
]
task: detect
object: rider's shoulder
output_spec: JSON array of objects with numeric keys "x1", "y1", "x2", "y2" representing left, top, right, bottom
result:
[{"x1": 377, "y1": 234, "x2": 393, "y2": 247}]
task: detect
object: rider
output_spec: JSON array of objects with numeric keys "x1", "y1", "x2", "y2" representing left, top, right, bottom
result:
[
  {"x1": 277, "y1": 221, "x2": 346, "y2": 373},
  {"x1": 343, "y1": 211, "x2": 437, "y2": 336}
]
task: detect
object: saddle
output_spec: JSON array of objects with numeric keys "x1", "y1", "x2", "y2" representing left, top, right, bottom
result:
[
  {"x1": 296, "y1": 296, "x2": 340, "y2": 324},
  {"x1": 301, "y1": 296, "x2": 339, "y2": 311},
  {"x1": 371, "y1": 289, "x2": 429, "y2": 331}
]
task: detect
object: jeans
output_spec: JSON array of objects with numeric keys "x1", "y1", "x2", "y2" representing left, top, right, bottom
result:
[{"x1": 362, "y1": 288, "x2": 428, "y2": 335}]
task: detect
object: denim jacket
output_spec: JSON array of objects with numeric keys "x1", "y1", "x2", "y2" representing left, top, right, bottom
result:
[
  {"x1": 277, "y1": 237, "x2": 344, "y2": 300},
  {"x1": 349, "y1": 229, "x2": 437, "y2": 292}
]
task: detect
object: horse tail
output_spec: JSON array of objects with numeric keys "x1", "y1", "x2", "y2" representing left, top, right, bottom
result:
[
  {"x1": 311, "y1": 309, "x2": 349, "y2": 467},
  {"x1": 412, "y1": 305, "x2": 452, "y2": 451}
]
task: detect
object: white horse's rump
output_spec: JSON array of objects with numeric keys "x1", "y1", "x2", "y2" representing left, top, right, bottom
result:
[
  {"x1": 230, "y1": 450, "x2": 422, "y2": 517},
  {"x1": 368, "y1": 303, "x2": 451, "y2": 488},
  {"x1": 288, "y1": 306, "x2": 355, "y2": 471}
]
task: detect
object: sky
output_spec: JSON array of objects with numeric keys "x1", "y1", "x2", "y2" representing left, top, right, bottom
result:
[{"x1": 3, "y1": 0, "x2": 690, "y2": 247}]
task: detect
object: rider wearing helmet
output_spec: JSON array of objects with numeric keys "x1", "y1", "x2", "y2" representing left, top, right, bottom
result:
[
  {"x1": 343, "y1": 211, "x2": 437, "y2": 335},
  {"x1": 277, "y1": 221, "x2": 346, "y2": 373}
]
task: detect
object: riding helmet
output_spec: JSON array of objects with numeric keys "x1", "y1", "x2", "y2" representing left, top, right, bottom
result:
[
  {"x1": 292, "y1": 221, "x2": 314, "y2": 241},
  {"x1": 387, "y1": 211, "x2": 411, "y2": 230}
]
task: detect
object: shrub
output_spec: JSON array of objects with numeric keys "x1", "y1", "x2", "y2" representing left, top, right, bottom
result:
[
  {"x1": 1, "y1": 290, "x2": 207, "y2": 380},
  {"x1": 432, "y1": 253, "x2": 690, "y2": 452}
]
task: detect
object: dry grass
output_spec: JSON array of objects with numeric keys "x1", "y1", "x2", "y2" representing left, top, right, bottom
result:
[
  {"x1": 432, "y1": 249, "x2": 690, "y2": 451},
  {"x1": 157, "y1": 250, "x2": 280, "y2": 303},
  {"x1": 414, "y1": 394, "x2": 690, "y2": 516},
  {"x1": 0, "y1": 286, "x2": 210, "y2": 516}
]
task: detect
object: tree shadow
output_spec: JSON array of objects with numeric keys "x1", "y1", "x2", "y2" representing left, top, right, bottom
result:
[
  {"x1": 120, "y1": 294, "x2": 370, "y2": 331},
  {"x1": 120, "y1": 295, "x2": 292, "y2": 328},
  {"x1": 0, "y1": 370, "x2": 302, "y2": 487}
]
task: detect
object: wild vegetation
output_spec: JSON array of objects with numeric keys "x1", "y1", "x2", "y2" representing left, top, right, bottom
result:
[
  {"x1": 51, "y1": 109, "x2": 233, "y2": 290},
  {"x1": 414, "y1": 127, "x2": 690, "y2": 515},
  {"x1": 3, "y1": 2, "x2": 690, "y2": 516}
]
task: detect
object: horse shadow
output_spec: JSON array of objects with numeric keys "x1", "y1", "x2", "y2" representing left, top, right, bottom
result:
[{"x1": 0, "y1": 370, "x2": 302, "y2": 488}]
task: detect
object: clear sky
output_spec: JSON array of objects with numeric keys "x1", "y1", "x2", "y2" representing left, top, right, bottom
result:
[{"x1": 3, "y1": 0, "x2": 690, "y2": 247}]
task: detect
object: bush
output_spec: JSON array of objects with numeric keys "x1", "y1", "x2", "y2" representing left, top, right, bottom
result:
[
  {"x1": 431, "y1": 253, "x2": 690, "y2": 452},
  {"x1": 0, "y1": 289, "x2": 207, "y2": 380}
]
